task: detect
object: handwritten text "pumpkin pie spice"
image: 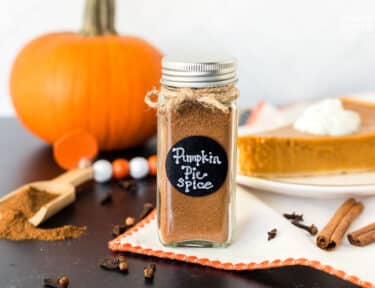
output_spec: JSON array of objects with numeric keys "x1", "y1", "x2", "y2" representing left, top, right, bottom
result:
[{"x1": 172, "y1": 147, "x2": 223, "y2": 193}]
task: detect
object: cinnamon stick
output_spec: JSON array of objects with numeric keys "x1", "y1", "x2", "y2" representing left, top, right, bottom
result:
[
  {"x1": 317, "y1": 198, "x2": 364, "y2": 250},
  {"x1": 348, "y1": 223, "x2": 375, "y2": 247}
]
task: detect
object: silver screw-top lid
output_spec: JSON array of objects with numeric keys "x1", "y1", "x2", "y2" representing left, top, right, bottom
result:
[{"x1": 161, "y1": 56, "x2": 237, "y2": 88}]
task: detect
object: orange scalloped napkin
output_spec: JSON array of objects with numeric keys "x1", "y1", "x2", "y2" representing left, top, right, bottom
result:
[{"x1": 109, "y1": 186, "x2": 375, "y2": 287}]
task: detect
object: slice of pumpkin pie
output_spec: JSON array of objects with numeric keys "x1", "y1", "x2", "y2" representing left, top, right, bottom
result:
[{"x1": 238, "y1": 98, "x2": 375, "y2": 177}]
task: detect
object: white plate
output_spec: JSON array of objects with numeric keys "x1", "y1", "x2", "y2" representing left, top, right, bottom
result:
[{"x1": 236, "y1": 172, "x2": 375, "y2": 198}]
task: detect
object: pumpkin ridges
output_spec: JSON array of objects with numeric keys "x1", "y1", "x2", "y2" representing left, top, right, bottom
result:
[
  {"x1": 112, "y1": 37, "x2": 139, "y2": 149},
  {"x1": 133, "y1": 51, "x2": 158, "y2": 147},
  {"x1": 131, "y1": 37, "x2": 160, "y2": 147},
  {"x1": 53, "y1": 39, "x2": 76, "y2": 139},
  {"x1": 76, "y1": 37, "x2": 96, "y2": 145},
  {"x1": 103, "y1": 36, "x2": 113, "y2": 150},
  {"x1": 79, "y1": 36, "x2": 114, "y2": 148},
  {"x1": 106, "y1": 37, "x2": 129, "y2": 149},
  {"x1": 126, "y1": 41, "x2": 145, "y2": 148},
  {"x1": 11, "y1": 0, "x2": 162, "y2": 150},
  {"x1": 136, "y1": 38, "x2": 161, "y2": 146},
  {"x1": 40, "y1": 35, "x2": 85, "y2": 141},
  {"x1": 11, "y1": 33, "x2": 162, "y2": 150},
  {"x1": 89, "y1": 38, "x2": 111, "y2": 149},
  {"x1": 71, "y1": 37, "x2": 89, "y2": 133},
  {"x1": 11, "y1": 34, "x2": 70, "y2": 143},
  {"x1": 63, "y1": 37, "x2": 89, "y2": 138},
  {"x1": 121, "y1": 36, "x2": 161, "y2": 145},
  {"x1": 105, "y1": 36, "x2": 160, "y2": 149}
]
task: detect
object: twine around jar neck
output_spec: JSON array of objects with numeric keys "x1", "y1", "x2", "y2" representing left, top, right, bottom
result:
[{"x1": 145, "y1": 85, "x2": 239, "y2": 113}]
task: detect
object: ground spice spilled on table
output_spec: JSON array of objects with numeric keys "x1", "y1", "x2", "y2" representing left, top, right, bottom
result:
[{"x1": 0, "y1": 187, "x2": 86, "y2": 240}]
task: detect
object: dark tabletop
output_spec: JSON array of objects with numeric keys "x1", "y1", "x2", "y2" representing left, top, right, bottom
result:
[{"x1": 0, "y1": 119, "x2": 359, "y2": 288}]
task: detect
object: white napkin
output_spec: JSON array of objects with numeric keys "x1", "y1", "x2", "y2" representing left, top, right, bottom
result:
[{"x1": 109, "y1": 186, "x2": 375, "y2": 286}]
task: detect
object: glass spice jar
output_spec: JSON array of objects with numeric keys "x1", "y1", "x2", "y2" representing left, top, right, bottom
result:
[{"x1": 146, "y1": 56, "x2": 239, "y2": 247}]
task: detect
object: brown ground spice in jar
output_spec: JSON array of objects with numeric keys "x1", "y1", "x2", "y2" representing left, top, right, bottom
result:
[
  {"x1": 158, "y1": 100, "x2": 236, "y2": 244},
  {"x1": 147, "y1": 56, "x2": 239, "y2": 246},
  {"x1": 0, "y1": 187, "x2": 86, "y2": 241}
]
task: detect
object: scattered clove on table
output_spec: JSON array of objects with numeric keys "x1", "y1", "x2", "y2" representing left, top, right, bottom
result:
[
  {"x1": 118, "y1": 255, "x2": 126, "y2": 263},
  {"x1": 98, "y1": 192, "x2": 112, "y2": 205},
  {"x1": 144, "y1": 263, "x2": 156, "y2": 279},
  {"x1": 43, "y1": 278, "x2": 59, "y2": 288},
  {"x1": 100, "y1": 255, "x2": 129, "y2": 274},
  {"x1": 138, "y1": 202, "x2": 154, "y2": 221},
  {"x1": 111, "y1": 203, "x2": 154, "y2": 238},
  {"x1": 267, "y1": 228, "x2": 277, "y2": 241},
  {"x1": 119, "y1": 261, "x2": 129, "y2": 272},
  {"x1": 283, "y1": 212, "x2": 304, "y2": 222},
  {"x1": 58, "y1": 276, "x2": 70, "y2": 288},
  {"x1": 125, "y1": 217, "x2": 135, "y2": 227},
  {"x1": 283, "y1": 211, "x2": 318, "y2": 236},
  {"x1": 44, "y1": 276, "x2": 70, "y2": 288},
  {"x1": 292, "y1": 220, "x2": 318, "y2": 236},
  {"x1": 112, "y1": 225, "x2": 127, "y2": 237},
  {"x1": 118, "y1": 255, "x2": 129, "y2": 272},
  {"x1": 100, "y1": 256, "x2": 120, "y2": 271},
  {"x1": 118, "y1": 179, "x2": 137, "y2": 192}
]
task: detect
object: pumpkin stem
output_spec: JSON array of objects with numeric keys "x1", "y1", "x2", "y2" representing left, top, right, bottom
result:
[{"x1": 81, "y1": 0, "x2": 117, "y2": 36}]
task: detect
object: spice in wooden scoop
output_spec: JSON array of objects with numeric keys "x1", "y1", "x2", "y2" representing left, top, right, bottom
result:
[
  {"x1": 0, "y1": 187, "x2": 86, "y2": 241},
  {"x1": 317, "y1": 198, "x2": 363, "y2": 250}
]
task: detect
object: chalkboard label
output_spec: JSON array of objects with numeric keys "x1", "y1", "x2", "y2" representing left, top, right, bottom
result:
[{"x1": 166, "y1": 136, "x2": 228, "y2": 197}]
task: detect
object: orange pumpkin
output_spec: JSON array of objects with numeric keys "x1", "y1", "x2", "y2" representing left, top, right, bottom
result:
[{"x1": 10, "y1": 0, "x2": 162, "y2": 150}]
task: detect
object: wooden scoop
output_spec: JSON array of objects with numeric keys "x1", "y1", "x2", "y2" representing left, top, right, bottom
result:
[{"x1": 0, "y1": 167, "x2": 93, "y2": 226}]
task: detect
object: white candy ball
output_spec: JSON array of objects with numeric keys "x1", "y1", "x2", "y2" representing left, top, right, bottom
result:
[
  {"x1": 93, "y1": 160, "x2": 113, "y2": 183},
  {"x1": 129, "y1": 157, "x2": 149, "y2": 179}
]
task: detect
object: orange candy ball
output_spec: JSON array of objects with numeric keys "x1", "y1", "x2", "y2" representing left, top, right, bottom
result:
[
  {"x1": 148, "y1": 155, "x2": 157, "y2": 176},
  {"x1": 112, "y1": 159, "x2": 130, "y2": 179}
]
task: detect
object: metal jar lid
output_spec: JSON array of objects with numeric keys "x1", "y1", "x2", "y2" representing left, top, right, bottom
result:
[{"x1": 161, "y1": 56, "x2": 238, "y2": 88}]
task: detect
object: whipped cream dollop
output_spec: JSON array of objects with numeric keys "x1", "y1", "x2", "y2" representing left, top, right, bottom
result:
[{"x1": 293, "y1": 99, "x2": 361, "y2": 136}]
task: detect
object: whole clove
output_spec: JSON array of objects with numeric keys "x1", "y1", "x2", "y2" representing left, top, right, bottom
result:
[
  {"x1": 125, "y1": 217, "x2": 135, "y2": 227},
  {"x1": 119, "y1": 261, "x2": 129, "y2": 272},
  {"x1": 292, "y1": 220, "x2": 318, "y2": 236},
  {"x1": 283, "y1": 212, "x2": 304, "y2": 222},
  {"x1": 144, "y1": 263, "x2": 156, "y2": 279},
  {"x1": 118, "y1": 255, "x2": 126, "y2": 263},
  {"x1": 118, "y1": 179, "x2": 137, "y2": 192},
  {"x1": 267, "y1": 228, "x2": 277, "y2": 241},
  {"x1": 100, "y1": 255, "x2": 129, "y2": 274},
  {"x1": 58, "y1": 276, "x2": 70, "y2": 288},
  {"x1": 112, "y1": 225, "x2": 127, "y2": 237},
  {"x1": 100, "y1": 256, "x2": 119, "y2": 271},
  {"x1": 99, "y1": 192, "x2": 112, "y2": 205},
  {"x1": 138, "y1": 202, "x2": 154, "y2": 221},
  {"x1": 43, "y1": 276, "x2": 70, "y2": 288},
  {"x1": 111, "y1": 203, "x2": 154, "y2": 238},
  {"x1": 43, "y1": 278, "x2": 59, "y2": 288},
  {"x1": 118, "y1": 255, "x2": 128, "y2": 272}
]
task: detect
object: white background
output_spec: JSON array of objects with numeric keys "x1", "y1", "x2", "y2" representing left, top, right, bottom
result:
[{"x1": 2, "y1": 0, "x2": 375, "y2": 116}]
